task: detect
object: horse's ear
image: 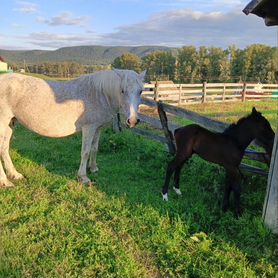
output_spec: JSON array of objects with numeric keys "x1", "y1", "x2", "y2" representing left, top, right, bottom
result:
[
  {"x1": 138, "y1": 70, "x2": 147, "y2": 81},
  {"x1": 113, "y1": 69, "x2": 125, "y2": 80}
]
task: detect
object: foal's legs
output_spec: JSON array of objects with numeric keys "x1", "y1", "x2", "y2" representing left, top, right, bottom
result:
[
  {"x1": 173, "y1": 165, "x2": 183, "y2": 195},
  {"x1": 223, "y1": 168, "x2": 241, "y2": 216},
  {"x1": 162, "y1": 155, "x2": 190, "y2": 201},
  {"x1": 78, "y1": 125, "x2": 98, "y2": 184},
  {"x1": 222, "y1": 171, "x2": 233, "y2": 212},
  {"x1": 89, "y1": 127, "x2": 101, "y2": 173}
]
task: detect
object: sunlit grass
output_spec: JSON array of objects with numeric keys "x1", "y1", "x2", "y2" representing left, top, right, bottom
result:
[{"x1": 0, "y1": 121, "x2": 277, "y2": 277}]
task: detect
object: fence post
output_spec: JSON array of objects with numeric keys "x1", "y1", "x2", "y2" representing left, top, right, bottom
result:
[
  {"x1": 222, "y1": 84, "x2": 226, "y2": 102},
  {"x1": 154, "y1": 81, "x2": 159, "y2": 101},
  {"x1": 242, "y1": 82, "x2": 247, "y2": 102},
  {"x1": 202, "y1": 82, "x2": 207, "y2": 103},
  {"x1": 262, "y1": 124, "x2": 278, "y2": 234},
  {"x1": 157, "y1": 102, "x2": 176, "y2": 155},
  {"x1": 178, "y1": 84, "x2": 182, "y2": 106}
]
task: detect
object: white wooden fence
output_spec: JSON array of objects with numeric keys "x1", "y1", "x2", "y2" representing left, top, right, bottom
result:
[{"x1": 142, "y1": 82, "x2": 278, "y2": 105}]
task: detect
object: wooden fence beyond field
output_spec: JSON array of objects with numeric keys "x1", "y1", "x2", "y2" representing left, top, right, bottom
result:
[{"x1": 142, "y1": 82, "x2": 278, "y2": 105}]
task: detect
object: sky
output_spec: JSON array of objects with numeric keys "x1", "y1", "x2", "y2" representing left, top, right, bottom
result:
[{"x1": 0, "y1": 0, "x2": 277, "y2": 50}]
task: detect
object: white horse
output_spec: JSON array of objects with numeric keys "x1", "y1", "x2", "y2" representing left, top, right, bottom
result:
[{"x1": 0, "y1": 69, "x2": 146, "y2": 187}]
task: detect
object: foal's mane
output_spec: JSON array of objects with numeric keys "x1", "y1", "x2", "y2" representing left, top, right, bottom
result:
[{"x1": 222, "y1": 113, "x2": 252, "y2": 136}]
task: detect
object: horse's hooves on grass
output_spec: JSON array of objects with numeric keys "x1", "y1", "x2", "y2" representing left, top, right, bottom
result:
[
  {"x1": 8, "y1": 172, "x2": 25, "y2": 180},
  {"x1": 0, "y1": 179, "x2": 15, "y2": 188},
  {"x1": 173, "y1": 187, "x2": 182, "y2": 195},
  {"x1": 77, "y1": 175, "x2": 92, "y2": 185},
  {"x1": 162, "y1": 192, "x2": 168, "y2": 201},
  {"x1": 90, "y1": 166, "x2": 99, "y2": 173}
]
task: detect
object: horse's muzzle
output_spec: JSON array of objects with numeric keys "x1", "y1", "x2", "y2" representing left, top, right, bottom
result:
[{"x1": 126, "y1": 118, "x2": 140, "y2": 128}]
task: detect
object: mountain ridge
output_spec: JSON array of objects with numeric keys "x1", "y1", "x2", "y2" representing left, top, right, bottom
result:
[{"x1": 0, "y1": 45, "x2": 175, "y2": 65}]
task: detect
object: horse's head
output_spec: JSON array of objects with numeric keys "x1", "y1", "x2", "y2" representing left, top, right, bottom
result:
[
  {"x1": 114, "y1": 69, "x2": 146, "y2": 128},
  {"x1": 251, "y1": 107, "x2": 275, "y2": 158}
]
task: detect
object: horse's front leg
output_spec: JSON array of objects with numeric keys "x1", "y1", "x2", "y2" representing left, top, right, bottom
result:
[
  {"x1": 2, "y1": 125, "x2": 24, "y2": 181},
  {"x1": 89, "y1": 127, "x2": 101, "y2": 173},
  {"x1": 78, "y1": 125, "x2": 97, "y2": 185}
]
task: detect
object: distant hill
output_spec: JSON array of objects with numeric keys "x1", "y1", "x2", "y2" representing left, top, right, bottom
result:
[{"x1": 0, "y1": 45, "x2": 175, "y2": 65}]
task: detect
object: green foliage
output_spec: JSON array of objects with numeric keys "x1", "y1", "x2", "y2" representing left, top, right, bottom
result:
[
  {"x1": 111, "y1": 53, "x2": 141, "y2": 72},
  {"x1": 0, "y1": 102, "x2": 277, "y2": 278},
  {"x1": 141, "y1": 51, "x2": 176, "y2": 81}
]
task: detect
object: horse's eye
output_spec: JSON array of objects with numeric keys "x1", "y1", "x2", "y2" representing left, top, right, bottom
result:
[{"x1": 121, "y1": 90, "x2": 124, "y2": 94}]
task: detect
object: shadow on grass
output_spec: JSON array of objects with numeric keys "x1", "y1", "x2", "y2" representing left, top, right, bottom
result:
[{"x1": 10, "y1": 124, "x2": 277, "y2": 275}]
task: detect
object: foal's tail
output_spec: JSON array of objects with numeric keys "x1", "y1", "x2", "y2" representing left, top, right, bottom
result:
[{"x1": 174, "y1": 127, "x2": 182, "y2": 136}]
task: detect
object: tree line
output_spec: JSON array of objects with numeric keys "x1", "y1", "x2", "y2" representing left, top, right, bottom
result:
[
  {"x1": 112, "y1": 44, "x2": 278, "y2": 83},
  {"x1": 10, "y1": 62, "x2": 110, "y2": 78},
  {"x1": 11, "y1": 44, "x2": 277, "y2": 83}
]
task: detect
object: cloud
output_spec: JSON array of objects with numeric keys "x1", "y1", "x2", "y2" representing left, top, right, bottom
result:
[
  {"x1": 37, "y1": 11, "x2": 90, "y2": 26},
  {"x1": 100, "y1": 9, "x2": 277, "y2": 48},
  {"x1": 12, "y1": 8, "x2": 277, "y2": 50},
  {"x1": 14, "y1": 1, "x2": 38, "y2": 13}
]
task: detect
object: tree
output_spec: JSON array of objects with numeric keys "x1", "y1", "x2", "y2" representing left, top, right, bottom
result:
[
  {"x1": 141, "y1": 51, "x2": 176, "y2": 81},
  {"x1": 112, "y1": 53, "x2": 141, "y2": 72},
  {"x1": 177, "y1": 46, "x2": 199, "y2": 83}
]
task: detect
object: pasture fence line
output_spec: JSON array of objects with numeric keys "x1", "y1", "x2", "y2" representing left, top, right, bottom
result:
[
  {"x1": 142, "y1": 82, "x2": 278, "y2": 105},
  {"x1": 121, "y1": 97, "x2": 269, "y2": 177}
]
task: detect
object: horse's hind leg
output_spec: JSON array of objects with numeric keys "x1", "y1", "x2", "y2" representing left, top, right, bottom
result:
[{"x1": 2, "y1": 125, "x2": 24, "y2": 180}]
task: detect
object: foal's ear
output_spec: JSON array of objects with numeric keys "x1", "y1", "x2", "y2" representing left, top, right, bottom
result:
[
  {"x1": 252, "y1": 107, "x2": 258, "y2": 114},
  {"x1": 138, "y1": 70, "x2": 147, "y2": 81}
]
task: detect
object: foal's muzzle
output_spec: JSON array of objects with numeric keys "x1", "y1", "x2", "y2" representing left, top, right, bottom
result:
[{"x1": 126, "y1": 118, "x2": 140, "y2": 128}]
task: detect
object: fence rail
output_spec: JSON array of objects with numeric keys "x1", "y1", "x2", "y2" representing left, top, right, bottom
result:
[
  {"x1": 142, "y1": 82, "x2": 278, "y2": 105},
  {"x1": 122, "y1": 97, "x2": 270, "y2": 176}
]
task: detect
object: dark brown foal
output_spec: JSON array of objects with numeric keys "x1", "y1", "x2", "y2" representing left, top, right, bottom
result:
[{"x1": 162, "y1": 107, "x2": 274, "y2": 216}]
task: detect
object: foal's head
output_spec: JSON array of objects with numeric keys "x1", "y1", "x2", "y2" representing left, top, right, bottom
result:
[{"x1": 249, "y1": 107, "x2": 275, "y2": 156}]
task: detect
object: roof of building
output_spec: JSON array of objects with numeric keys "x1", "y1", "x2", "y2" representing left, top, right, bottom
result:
[{"x1": 243, "y1": 0, "x2": 278, "y2": 26}]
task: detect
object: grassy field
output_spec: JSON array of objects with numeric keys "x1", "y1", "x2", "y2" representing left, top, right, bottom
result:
[{"x1": 0, "y1": 100, "x2": 277, "y2": 278}]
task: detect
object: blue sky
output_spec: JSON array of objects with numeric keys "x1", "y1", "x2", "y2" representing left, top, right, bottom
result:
[{"x1": 0, "y1": 0, "x2": 277, "y2": 50}]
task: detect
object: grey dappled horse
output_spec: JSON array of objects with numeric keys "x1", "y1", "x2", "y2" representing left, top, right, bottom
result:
[{"x1": 0, "y1": 69, "x2": 146, "y2": 187}]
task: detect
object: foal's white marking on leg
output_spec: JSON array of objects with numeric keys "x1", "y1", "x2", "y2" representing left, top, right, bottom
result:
[
  {"x1": 162, "y1": 193, "x2": 168, "y2": 201},
  {"x1": 173, "y1": 187, "x2": 182, "y2": 195}
]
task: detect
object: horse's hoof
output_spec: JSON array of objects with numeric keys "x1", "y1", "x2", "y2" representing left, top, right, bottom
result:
[
  {"x1": 0, "y1": 179, "x2": 15, "y2": 188},
  {"x1": 78, "y1": 175, "x2": 91, "y2": 185},
  {"x1": 8, "y1": 172, "x2": 24, "y2": 180},
  {"x1": 90, "y1": 166, "x2": 99, "y2": 173},
  {"x1": 234, "y1": 208, "x2": 243, "y2": 218},
  {"x1": 173, "y1": 187, "x2": 182, "y2": 195},
  {"x1": 162, "y1": 192, "x2": 168, "y2": 201}
]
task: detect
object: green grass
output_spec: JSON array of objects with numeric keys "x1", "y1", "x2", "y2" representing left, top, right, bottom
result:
[{"x1": 0, "y1": 121, "x2": 277, "y2": 277}]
